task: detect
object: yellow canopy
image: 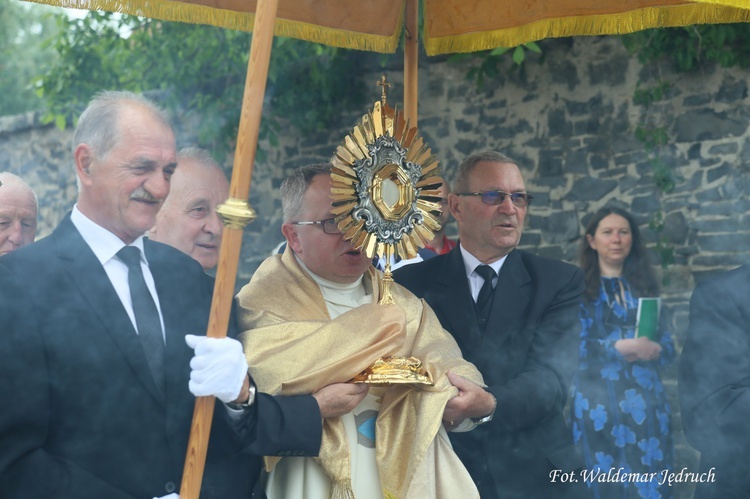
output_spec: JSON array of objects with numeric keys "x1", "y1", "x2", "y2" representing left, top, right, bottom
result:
[
  {"x1": 24, "y1": 0, "x2": 750, "y2": 55},
  {"x1": 20, "y1": 1, "x2": 750, "y2": 498}
]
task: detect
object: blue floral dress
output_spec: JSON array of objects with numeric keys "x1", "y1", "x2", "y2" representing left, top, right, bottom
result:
[{"x1": 569, "y1": 277, "x2": 675, "y2": 499}]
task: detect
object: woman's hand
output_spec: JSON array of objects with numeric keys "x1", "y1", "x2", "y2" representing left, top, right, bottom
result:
[{"x1": 614, "y1": 337, "x2": 662, "y2": 362}]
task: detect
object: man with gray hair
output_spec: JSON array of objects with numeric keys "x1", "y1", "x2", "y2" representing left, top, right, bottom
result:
[
  {"x1": 395, "y1": 151, "x2": 586, "y2": 498},
  {"x1": 149, "y1": 147, "x2": 229, "y2": 271},
  {"x1": 0, "y1": 171, "x2": 38, "y2": 256},
  {"x1": 0, "y1": 92, "x2": 356, "y2": 498},
  {"x1": 236, "y1": 163, "x2": 487, "y2": 498}
]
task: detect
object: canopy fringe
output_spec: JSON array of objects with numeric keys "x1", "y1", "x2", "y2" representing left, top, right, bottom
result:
[
  {"x1": 24, "y1": 1, "x2": 750, "y2": 56},
  {"x1": 23, "y1": 0, "x2": 402, "y2": 53},
  {"x1": 424, "y1": 3, "x2": 750, "y2": 55},
  {"x1": 692, "y1": 0, "x2": 750, "y2": 9}
]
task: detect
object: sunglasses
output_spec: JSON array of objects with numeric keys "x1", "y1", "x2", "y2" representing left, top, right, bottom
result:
[{"x1": 455, "y1": 190, "x2": 534, "y2": 207}]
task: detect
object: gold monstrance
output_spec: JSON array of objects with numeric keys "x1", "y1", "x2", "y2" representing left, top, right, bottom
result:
[
  {"x1": 330, "y1": 76, "x2": 443, "y2": 305},
  {"x1": 332, "y1": 76, "x2": 441, "y2": 386}
]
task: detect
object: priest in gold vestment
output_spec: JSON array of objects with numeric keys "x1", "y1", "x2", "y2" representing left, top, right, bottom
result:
[{"x1": 237, "y1": 164, "x2": 496, "y2": 499}]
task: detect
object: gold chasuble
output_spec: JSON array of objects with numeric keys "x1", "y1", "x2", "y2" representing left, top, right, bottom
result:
[{"x1": 237, "y1": 248, "x2": 482, "y2": 498}]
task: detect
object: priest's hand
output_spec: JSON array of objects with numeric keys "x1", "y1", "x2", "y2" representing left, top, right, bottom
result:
[
  {"x1": 443, "y1": 370, "x2": 496, "y2": 430},
  {"x1": 185, "y1": 334, "x2": 249, "y2": 403},
  {"x1": 313, "y1": 383, "x2": 368, "y2": 419}
]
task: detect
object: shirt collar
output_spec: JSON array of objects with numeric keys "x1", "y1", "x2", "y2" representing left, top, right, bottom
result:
[
  {"x1": 71, "y1": 205, "x2": 147, "y2": 266},
  {"x1": 459, "y1": 243, "x2": 508, "y2": 278},
  {"x1": 293, "y1": 253, "x2": 364, "y2": 290}
]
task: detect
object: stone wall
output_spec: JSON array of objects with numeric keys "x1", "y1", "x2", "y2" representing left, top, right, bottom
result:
[
  {"x1": 0, "y1": 112, "x2": 78, "y2": 231},
  {"x1": 3, "y1": 35, "x2": 749, "y2": 497}
]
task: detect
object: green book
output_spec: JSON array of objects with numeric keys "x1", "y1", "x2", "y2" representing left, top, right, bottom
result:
[{"x1": 636, "y1": 297, "x2": 661, "y2": 341}]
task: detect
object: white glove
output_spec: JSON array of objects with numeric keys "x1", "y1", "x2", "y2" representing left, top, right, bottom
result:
[
  {"x1": 185, "y1": 334, "x2": 248, "y2": 403},
  {"x1": 153, "y1": 494, "x2": 179, "y2": 499}
]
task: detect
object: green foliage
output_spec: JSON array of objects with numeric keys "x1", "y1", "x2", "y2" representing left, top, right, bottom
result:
[
  {"x1": 37, "y1": 12, "x2": 133, "y2": 127},
  {"x1": 617, "y1": 24, "x2": 747, "y2": 281},
  {"x1": 623, "y1": 24, "x2": 750, "y2": 72},
  {"x1": 0, "y1": 0, "x2": 60, "y2": 115},
  {"x1": 650, "y1": 156, "x2": 678, "y2": 194},
  {"x1": 455, "y1": 24, "x2": 750, "y2": 89},
  {"x1": 35, "y1": 12, "x2": 369, "y2": 158},
  {"x1": 632, "y1": 81, "x2": 680, "y2": 283},
  {"x1": 632, "y1": 81, "x2": 671, "y2": 108},
  {"x1": 631, "y1": 82, "x2": 681, "y2": 195},
  {"x1": 634, "y1": 125, "x2": 669, "y2": 151},
  {"x1": 648, "y1": 211, "x2": 675, "y2": 279},
  {"x1": 266, "y1": 37, "x2": 367, "y2": 135},
  {"x1": 635, "y1": 125, "x2": 678, "y2": 195},
  {"x1": 449, "y1": 42, "x2": 542, "y2": 86}
]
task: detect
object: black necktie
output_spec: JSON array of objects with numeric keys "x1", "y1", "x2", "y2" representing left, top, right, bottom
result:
[
  {"x1": 117, "y1": 246, "x2": 165, "y2": 394},
  {"x1": 475, "y1": 264, "x2": 496, "y2": 316}
]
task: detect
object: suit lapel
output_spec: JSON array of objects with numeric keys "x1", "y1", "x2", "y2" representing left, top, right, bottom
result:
[
  {"x1": 54, "y1": 217, "x2": 166, "y2": 406},
  {"x1": 480, "y1": 250, "x2": 531, "y2": 355},
  {"x1": 432, "y1": 247, "x2": 483, "y2": 352},
  {"x1": 146, "y1": 241, "x2": 195, "y2": 417}
]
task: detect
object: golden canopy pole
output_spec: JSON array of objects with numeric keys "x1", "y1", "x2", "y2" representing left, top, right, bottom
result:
[
  {"x1": 404, "y1": 0, "x2": 419, "y2": 126},
  {"x1": 179, "y1": 0, "x2": 279, "y2": 497}
]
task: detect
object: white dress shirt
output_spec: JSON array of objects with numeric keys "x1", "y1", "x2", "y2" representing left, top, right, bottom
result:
[
  {"x1": 71, "y1": 206, "x2": 166, "y2": 341},
  {"x1": 459, "y1": 244, "x2": 508, "y2": 303}
]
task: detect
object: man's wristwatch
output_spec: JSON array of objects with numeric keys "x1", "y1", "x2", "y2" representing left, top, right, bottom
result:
[
  {"x1": 227, "y1": 382, "x2": 257, "y2": 411},
  {"x1": 471, "y1": 391, "x2": 497, "y2": 425}
]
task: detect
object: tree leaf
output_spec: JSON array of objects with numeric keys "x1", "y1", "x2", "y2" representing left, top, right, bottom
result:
[
  {"x1": 490, "y1": 46, "x2": 511, "y2": 56},
  {"x1": 523, "y1": 42, "x2": 541, "y2": 53},
  {"x1": 54, "y1": 113, "x2": 66, "y2": 130}
]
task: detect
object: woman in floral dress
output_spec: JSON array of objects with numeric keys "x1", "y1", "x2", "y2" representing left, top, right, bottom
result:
[{"x1": 570, "y1": 207, "x2": 675, "y2": 499}]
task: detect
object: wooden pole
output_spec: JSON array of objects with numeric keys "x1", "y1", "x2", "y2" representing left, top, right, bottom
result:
[
  {"x1": 404, "y1": 0, "x2": 419, "y2": 127},
  {"x1": 179, "y1": 0, "x2": 279, "y2": 497}
]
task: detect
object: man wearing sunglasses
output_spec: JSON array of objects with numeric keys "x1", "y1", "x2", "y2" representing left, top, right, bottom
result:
[{"x1": 395, "y1": 151, "x2": 587, "y2": 499}]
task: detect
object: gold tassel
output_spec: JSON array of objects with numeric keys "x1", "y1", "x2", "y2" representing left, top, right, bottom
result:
[
  {"x1": 424, "y1": 3, "x2": 750, "y2": 55},
  {"x1": 22, "y1": 0, "x2": 403, "y2": 53},
  {"x1": 694, "y1": 0, "x2": 750, "y2": 8}
]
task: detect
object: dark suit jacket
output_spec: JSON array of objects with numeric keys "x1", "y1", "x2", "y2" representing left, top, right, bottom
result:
[
  {"x1": 394, "y1": 246, "x2": 586, "y2": 498},
  {"x1": 0, "y1": 215, "x2": 321, "y2": 499},
  {"x1": 679, "y1": 264, "x2": 750, "y2": 499}
]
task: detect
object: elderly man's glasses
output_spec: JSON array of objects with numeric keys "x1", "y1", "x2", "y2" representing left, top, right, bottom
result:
[
  {"x1": 289, "y1": 218, "x2": 342, "y2": 235},
  {"x1": 456, "y1": 191, "x2": 534, "y2": 207}
]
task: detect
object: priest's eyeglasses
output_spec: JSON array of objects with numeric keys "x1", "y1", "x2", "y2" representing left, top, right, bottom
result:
[
  {"x1": 290, "y1": 218, "x2": 342, "y2": 235},
  {"x1": 456, "y1": 190, "x2": 534, "y2": 207}
]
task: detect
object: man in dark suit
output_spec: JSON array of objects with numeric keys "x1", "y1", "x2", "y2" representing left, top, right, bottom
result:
[
  {"x1": 0, "y1": 91, "x2": 365, "y2": 498},
  {"x1": 395, "y1": 151, "x2": 586, "y2": 498},
  {"x1": 679, "y1": 264, "x2": 750, "y2": 499}
]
